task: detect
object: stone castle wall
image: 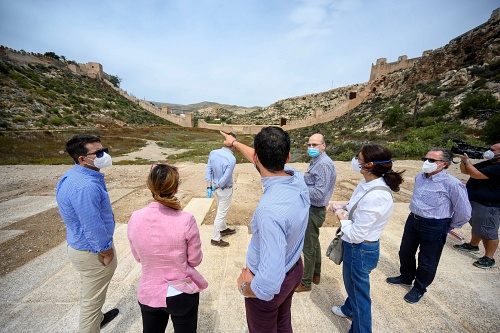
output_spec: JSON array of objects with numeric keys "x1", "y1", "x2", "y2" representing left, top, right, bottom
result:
[{"x1": 104, "y1": 79, "x2": 194, "y2": 127}]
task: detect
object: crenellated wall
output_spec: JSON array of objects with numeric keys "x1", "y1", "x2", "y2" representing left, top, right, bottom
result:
[
  {"x1": 369, "y1": 55, "x2": 422, "y2": 81},
  {"x1": 104, "y1": 79, "x2": 194, "y2": 127}
]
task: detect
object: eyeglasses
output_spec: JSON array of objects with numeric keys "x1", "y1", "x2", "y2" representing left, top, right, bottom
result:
[
  {"x1": 421, "y1": 158, "x2": 442, "y2": 163},
  {"x1": 85, "y1": 148, "x2": 108, "y2": 158},
  {"x1": 307, "y1": 143, "x2": 323, "y2": 147}
]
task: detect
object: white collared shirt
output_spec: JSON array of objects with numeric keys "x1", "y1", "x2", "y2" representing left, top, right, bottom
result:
[{"x1": 340, "y1": 178, "x2": 394, "y2": 244}]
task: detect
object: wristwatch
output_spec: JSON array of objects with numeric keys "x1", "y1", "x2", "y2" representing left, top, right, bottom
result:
[
  {"x1": 239, "y1": 281, "x2": 249, "y2": 296},
  {"x1": 461, "y1": 159, "x2": 470, "y2": 164}
]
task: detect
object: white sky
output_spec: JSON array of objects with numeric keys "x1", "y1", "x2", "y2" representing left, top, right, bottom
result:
[{"x1": 0, "y1": 0, "x2": 498, "y2": 107}]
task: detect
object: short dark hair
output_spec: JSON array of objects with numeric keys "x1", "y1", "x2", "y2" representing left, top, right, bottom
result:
[
  {"x1": 228, "y1": 132, "x2": 237, "y2": 139},
  {"x1": 254, "y1": 126, "x2": 290, "y2": 172},
  {"x1": 65, "y1": 134, "x2": 101, "y2": 164}
]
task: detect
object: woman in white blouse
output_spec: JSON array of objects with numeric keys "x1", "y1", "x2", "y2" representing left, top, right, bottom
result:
[{"x1": 328, "y1": 144, "x2": 404, "y2": 333}]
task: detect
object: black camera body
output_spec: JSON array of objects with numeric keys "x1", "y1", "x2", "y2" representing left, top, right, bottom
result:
[{"x1": 450, "y1": 140, "x2": 486, "y2": 159}]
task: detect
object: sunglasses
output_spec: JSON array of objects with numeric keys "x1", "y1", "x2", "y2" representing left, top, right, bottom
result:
[
  {"x1": 86, "y1": 148, "x2": 108, "y2": 158},
  {"x1": 421, "y1": 158, "x2": 442, "y2": 163}
]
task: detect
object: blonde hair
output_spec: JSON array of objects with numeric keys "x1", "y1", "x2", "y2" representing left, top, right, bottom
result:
[{"x1": 147, "y1": 164, "x2": 181, "y2": 210}]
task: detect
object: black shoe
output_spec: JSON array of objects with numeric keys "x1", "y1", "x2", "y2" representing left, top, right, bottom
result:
[
  {"x1": 386, "y1": 276, "x2": 412, "y2": 287},
  {"x1": 101, "y1": 308, "x2": 119, "y2": 328},
  {"x1": 404, "y1": 287, "x2": 424, "y2": 304},
  {"x1": 220, "y1": 228, "x2": 236, "y2": 236}
]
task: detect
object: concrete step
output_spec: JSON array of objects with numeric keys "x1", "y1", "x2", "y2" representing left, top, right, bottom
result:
[{"x1": 1, "y1": 203, "x2": 499, "y2": 332}]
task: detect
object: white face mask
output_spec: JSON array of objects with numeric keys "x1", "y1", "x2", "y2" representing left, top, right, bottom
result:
[
  {"x1": 422, "y1": 160, "x2": 438, "y2": 173},
  {"x1": 483, "y1": 150, "x2": 498, "y2": 160},
  {"x1": 92, "y1": 152, "x2": 113, "y2": 169},
  {"x1": 351, "y1": 156, "x2": 362, "y2": 173}
]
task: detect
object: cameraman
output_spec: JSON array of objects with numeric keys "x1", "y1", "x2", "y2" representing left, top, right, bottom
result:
[{"x1": 454, "y1": 143, "x2": 500, "y2": 269}]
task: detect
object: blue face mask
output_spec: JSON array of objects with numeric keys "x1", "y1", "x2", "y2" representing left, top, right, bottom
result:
[{"x1": 308, "y1": 148, "x2": 320, "y2": 158}]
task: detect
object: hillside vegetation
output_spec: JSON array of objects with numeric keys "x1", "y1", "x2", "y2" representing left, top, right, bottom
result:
[{"x1": 1, "y1": 13, "x2": 500, "y2": 165}]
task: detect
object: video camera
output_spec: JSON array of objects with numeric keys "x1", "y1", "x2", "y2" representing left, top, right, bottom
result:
[{"x1": 450, "y1": 140, "x2": 487, "y2": 160}]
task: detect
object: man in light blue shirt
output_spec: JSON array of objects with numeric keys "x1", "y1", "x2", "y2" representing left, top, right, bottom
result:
[
  {"x1": 296, "y1": 133, "x2": 336, "y2": 292},
  {"x1": 205, "y1": 132, "x2": 237, "y2": 247},
  {"x1": 387, "y1": 148, "x2": 471, "y2": 304},
  {"x1": 56, "y1": 134, "x2": 119, "y2": 332},
  {"x1": 221, "y1": 127, "x2": 310, "y2": 333}
]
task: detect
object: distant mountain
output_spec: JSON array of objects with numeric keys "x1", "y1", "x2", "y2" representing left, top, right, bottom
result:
[{"x1": 149, "y1": 101, "x2": 261, "y2": 116}]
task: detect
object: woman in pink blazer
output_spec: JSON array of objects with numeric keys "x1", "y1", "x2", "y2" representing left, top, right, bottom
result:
[{"x1": 128, "y1": 163, "x2": 208, "y2": 333}]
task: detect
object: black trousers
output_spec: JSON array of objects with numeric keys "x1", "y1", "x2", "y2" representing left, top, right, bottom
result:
[{"x1": 139, "y1": 292, "x2": 200, "y2": 333}]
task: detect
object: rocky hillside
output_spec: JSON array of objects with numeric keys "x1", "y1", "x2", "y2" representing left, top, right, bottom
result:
[
  {"x1": 0, "y1": 50, "x2": 172, "y2": 130},
  {"x1": 280, "y1": 13, "x2": 500, "y2": 161}
]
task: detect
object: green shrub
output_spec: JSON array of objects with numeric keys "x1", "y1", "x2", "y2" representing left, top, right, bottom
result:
[
  {"x1": 12, "y1": 116, "x2": 27, "y2": 123},
  {"x1": 481, "y1": 113, "x2": 500, "y2": 143},
  {"x1": 49, "y1": 117, "x2": 63, "y2": 126},
  {"x1": 382, "y1": 105, "x2": 405, "y2": 127},
  {"x1": 459, "y1": 91, "x2": 500, "y2": 118}
]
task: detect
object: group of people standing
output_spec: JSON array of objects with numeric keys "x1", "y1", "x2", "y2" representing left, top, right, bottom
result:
[{"x1": 55, "y1": 131, "x2": 499, "y2": 333}]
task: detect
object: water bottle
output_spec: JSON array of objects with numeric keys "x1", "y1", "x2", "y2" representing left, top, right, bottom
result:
[{"x1": 206, "y1": 186, "x2": 212, "y2": 198}]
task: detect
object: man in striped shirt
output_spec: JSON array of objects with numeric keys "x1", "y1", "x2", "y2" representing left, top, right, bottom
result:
[
  {"x1": 221, "y1": 127, "x2": 310, "y2": 333},
  {"x1": 296, "y1": 133, "x2": 336, "y2": 292},
  {"x1": 56, "y1": 135, "x2": 119, "y2": 332},
  {"x1": 387, "y1": 148, "x2": 471, "y2": 304}
]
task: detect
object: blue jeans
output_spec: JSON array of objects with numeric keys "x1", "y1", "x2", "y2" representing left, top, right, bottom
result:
[
  {"x1": 399, "y1": 213, "x2": 451, "y2": 293},
  {"x1": 341, "y1": 240, "x2": 380, "y2": 333}
]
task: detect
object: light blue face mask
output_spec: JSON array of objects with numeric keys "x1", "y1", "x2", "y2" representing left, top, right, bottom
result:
[{"x1": 308, "y1": 148, "x2": 320, "y2": 158}]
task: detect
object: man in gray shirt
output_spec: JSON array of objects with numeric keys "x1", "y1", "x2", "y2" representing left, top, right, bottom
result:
[{"x1": 296, "y1": 133, "x2": 337, "y2": 292}]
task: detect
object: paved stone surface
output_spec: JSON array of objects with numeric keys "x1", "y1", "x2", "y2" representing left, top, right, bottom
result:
[{"x1": 0, "y1": 196, "x2": 57, "y2": 228}]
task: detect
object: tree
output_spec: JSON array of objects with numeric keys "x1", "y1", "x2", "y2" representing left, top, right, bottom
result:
[
  {"x1": 109, "y1": 75, "x2": 122, "y2": 88},
  {"x1": 44, "y1": 52, "x2": 60, "y2": 60},
  {"x1": 481, "y1": 113, "x2": 500, "y2": 143},
  {"x1": 383, "y1": 105, "x2": 405, "y2": 127}
]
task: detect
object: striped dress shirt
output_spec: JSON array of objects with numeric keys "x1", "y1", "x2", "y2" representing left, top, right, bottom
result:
[
  {"x1": 409, "y1": 170, "x2": 471, "y2": 228},
  {"x1": 304, "y1": 152, "x2": 337, "y2": 207},
  {"x1": 56, "y1": 164, "x2": 114, "y2": 253},
  {"x1": 246, "y1": 166, "x2": 310, "y2": 301}
]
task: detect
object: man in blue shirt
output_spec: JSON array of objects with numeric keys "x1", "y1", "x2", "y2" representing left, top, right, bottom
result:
[
  {"x1": 221, "y1": 127, "x2": 310, "y2": 333},
  {"x1": 205, "y1": 132, "x2": 238, "y2": 247},
  {"x1": 56, "y1": 135, "x2": 119, "y2": 332},
  {"x1": 296, "y1": 133, "x2": 336, "y2": 292},
  {"x1": 387, "y1": 148, "x2": 471, "y2": 304}
]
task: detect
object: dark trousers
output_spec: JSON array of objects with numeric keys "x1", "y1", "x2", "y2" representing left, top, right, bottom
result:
[
  {"x1": 399, "y1": 213, "x2": 451, "y2": 293},
  {"x1": 302, "y1": 206, "x2": 326, "y2": 287},
  {"x1": 245, "y1": 258, "x2": 303, "y2": 333},
  {"x1": 139, "y1": 292, "x2": 200, "y2": 333}
]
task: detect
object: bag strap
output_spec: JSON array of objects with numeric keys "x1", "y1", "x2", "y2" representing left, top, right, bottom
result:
[{"x1": 347, "y1": 186, "x2": 392, "y2": 220}]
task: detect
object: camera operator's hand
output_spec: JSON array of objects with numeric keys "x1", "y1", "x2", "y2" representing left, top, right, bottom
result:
[{"x1": 457, "y1": 152, "x2": 469, "y2": 163}]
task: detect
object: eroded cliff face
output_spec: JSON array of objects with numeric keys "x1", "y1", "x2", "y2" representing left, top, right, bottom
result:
[{"x1": 367, "y1": 17, "x2": 500, "y2": 101}]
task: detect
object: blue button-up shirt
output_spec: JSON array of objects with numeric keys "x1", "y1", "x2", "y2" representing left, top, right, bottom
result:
[
  {"x1": 304, "y1": 152, "x2": 337, "y2": 207},
  {"x1": 246, "y1": 167, "x2": 310, "y2": 301},
  {"x1": 409, "y1": 170, "x2": 471, "y2": 228},
  {"x1": 56, "y1": 164, "x2": 115, "y2": 253},
  {"x1": 205, "y1": 147, "x2": 236, "y2": 189}
]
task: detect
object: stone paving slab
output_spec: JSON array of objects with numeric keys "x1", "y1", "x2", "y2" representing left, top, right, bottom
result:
[
  {"x1": 0, "y1": 230, "x2": 26, "y2": 245},
  {"x1": 183, "y1": 197, "x2": 214, "y2": 227},
  {"x1": 0, "y1": 196, "x2": 57, "y2": 228},
  {"x1": 1, "y1": 203, "x2": 499, "y2": 333}
]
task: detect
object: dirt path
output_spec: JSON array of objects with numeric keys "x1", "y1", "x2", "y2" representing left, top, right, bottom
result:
[{"x1": 113, "y1": 139, "x2": 189, "y2": 162}]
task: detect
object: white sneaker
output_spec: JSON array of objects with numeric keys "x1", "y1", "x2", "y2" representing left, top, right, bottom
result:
[{"x1": 331, "y1": 306, "x2": 350, "y2": 318}]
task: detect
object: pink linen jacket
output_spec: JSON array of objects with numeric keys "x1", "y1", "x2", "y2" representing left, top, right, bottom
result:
[{"x1": 127, "y1": 201, "x2": 208, "y2": 308}]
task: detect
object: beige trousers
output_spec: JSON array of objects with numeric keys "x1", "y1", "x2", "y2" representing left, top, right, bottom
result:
[{"x1": 67, "y1": 245, "x2": 117, "y2": 333}]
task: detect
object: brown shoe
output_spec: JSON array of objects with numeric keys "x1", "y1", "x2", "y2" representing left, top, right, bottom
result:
[
  {"x1": 220, "y1": 228, "x2": 236, "y2": 236},
  {"x1": 313, "y1": 275, "x2": 321, "y2": 285},
  {"x1": 295, "y1": 283, "x2": 311, "y2": 292},
  {"x1": 211, "y1": 239, "x2": 229, "y2": 247}
]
